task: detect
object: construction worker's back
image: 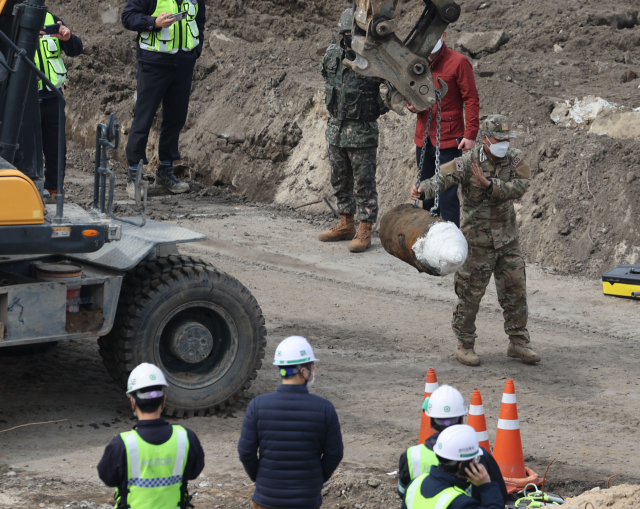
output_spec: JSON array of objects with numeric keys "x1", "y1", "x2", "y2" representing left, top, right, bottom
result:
[{"x1": 98, "y1": 363, "x2": 205, "y2": 508}]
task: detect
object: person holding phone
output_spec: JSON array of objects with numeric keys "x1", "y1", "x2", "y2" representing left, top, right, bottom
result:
[
  {"x1": 397, "y1": 386, "x2": 507, "y2": 504},
  {"x1": 35, "y1": 13, "x2": 83, "y2": 204},
  {"x1": 402, "y1": 425, "x2": 504, "y2": 509},
  {"x1": 121, "y1": 0, "x2": 206, "y2": 197}
]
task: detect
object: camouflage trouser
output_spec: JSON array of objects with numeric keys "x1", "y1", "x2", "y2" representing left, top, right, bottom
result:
[
  {"x1": 328, "y1": 144, "x2": 378, "y2": 222},
  {"x1": 452, "y1": 240, "x2": 530, "y2": 347}
]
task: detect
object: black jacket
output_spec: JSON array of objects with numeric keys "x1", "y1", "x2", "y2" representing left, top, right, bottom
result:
[
  {"x1": 237, "y1": 384, "x2": 344, "y2": 509},
  {"x1": 121, "y1": 0, "x2": 206, "y2": 67},
  {"x1": 38, "y1": 14, "x2": 83, "y2": 99},
  {"x1": 401, "y1": 466, "x2": 504, "y2": 509},
  {"x1": 398, "y1": 432, "x2": 508, "y2": 504},
  {"x1": 97, "y1": 418, "x2": 205, "y2": 494}
]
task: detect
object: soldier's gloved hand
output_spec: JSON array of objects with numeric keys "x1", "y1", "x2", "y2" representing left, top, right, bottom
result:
[
  {"x1": 410, "y1": 185, "x2": 424, "y2": 201},
  {"x1": 470, "y1": 162, "x2": 491, "y2": 188}
]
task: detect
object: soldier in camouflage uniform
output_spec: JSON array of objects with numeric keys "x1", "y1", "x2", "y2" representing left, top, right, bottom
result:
[
  {"x1": 410, "y1": 115, "x2": 540, "y2": 366},
  {"x1": 318, "y1": 8, "x2": 388, "y2": 253}
]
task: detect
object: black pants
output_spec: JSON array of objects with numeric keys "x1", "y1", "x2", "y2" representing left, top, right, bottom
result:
[
  {"x1": 416, "y1": 140, "x2": 462, "y2": 227},
  {"x1": 126, "y1": 60, "x2": 195, "y2": 167},
  {"x1": 41, "y1": 95, "x2": 66, "y2": 192}
]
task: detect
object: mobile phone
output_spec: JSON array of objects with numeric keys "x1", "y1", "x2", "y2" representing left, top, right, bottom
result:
[
  {"x1": 167, "y1": 10, "x2": 188, "y2": 21},
  {"x1": 44, "y1": 24, "x2": 60, "y2": 35},
  {"x1": 457, "y1": 456, "x2": 480, "y2": 477}
]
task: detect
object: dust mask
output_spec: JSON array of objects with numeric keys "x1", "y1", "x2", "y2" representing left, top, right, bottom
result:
[
  {"x1": 431, "y1": 37, "x2": 443, "y2": 55},
  {"x1": 487, "y1": 139, "x2": 509, "y2": 158}
]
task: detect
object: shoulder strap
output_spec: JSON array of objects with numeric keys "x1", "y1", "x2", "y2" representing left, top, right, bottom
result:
[
  {"x1": 172, "y1": 425, "x2": 189, "y2": 476},
  {"x1": 407, "y1": 445, "x2": 424, "y2": 478},
  {"x1": 121, "y1": 431, "x2": 141, "y2": 479},
  {"x1": 405, "y1": 473, "x2": 428, "y2": 508}
]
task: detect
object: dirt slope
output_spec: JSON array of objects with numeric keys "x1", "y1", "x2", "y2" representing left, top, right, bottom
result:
[{"x1": 53, "y1": 0, "x2": 640, "y2": 278}]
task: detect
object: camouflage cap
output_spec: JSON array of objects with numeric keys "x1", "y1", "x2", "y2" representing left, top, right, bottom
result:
[
  {"x1": 338, "y1": 8, "x2": 353, "y2": 34},
  {"x1": 481, "y1": 114, "x2": 517, "y2": 141}
]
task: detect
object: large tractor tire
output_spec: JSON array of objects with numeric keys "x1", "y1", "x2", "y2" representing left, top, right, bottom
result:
[{"x1": 98, "y1": 254, "x2": 266, "y2": 417}]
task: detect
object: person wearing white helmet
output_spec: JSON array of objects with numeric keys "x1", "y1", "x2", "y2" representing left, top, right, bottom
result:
[
  {"x1": 397, "y1": 386, "x2": 506, "y2": 504},
  {"x1": 97, "y1": 363, "x2": 205, "y2": 509},
  {"x1": 238, "y1": 336, "x2": 344, "y2": 509},
  {"x1": 402, "y1": 425, "x2": 504, "y2": 509}
]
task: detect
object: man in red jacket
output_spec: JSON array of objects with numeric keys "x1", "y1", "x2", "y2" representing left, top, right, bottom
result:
[{"x1": 409, "y1": 32, "x2": 479, "y2": 227}]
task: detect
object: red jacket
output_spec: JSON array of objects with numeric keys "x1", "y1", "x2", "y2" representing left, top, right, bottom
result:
[{"x1": 414, "y1": 45, "x2": 480, "y2": 149}]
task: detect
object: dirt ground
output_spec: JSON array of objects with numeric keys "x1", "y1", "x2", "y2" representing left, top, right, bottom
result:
[
  {"x1": 2, "y1": 154, "x2": 640, "y2": 507},
  {"x1": 2, "y1": 0, "x2": 640, "y2": 506}
]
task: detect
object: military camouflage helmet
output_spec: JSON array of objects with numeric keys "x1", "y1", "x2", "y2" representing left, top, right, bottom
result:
[
  {"x1": 338, "y1": 8, "x2": 353, "y2": 34},
  {"x1": 481, "y1": 114, "x2": 517, "y2": 141}
]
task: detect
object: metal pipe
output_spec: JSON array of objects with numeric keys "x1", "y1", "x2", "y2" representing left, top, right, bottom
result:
[
  {"x1": 93, "y1": 125, "x2": 102, "y2": 210},
  {"x1": 0, "y1": 0, "x2": 46, "y2": 163},
  {"x1": 54, "y1": 92, "x2": 65, "y2": 221}
]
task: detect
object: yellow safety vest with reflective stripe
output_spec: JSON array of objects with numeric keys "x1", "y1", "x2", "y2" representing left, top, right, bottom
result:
[
  {"x1": 115, "y1": 425, "x2": 190, "y2": 509},
  {"x1": 407, "y1": 445, "x2": 439, "y2": 480},
  {"x1": 34, "y1": 12, "x2": 67, "y2": 91},
  {"x1": 139, "y1": 0, "x2": 199, "y2": 54},
  {"x1": 405, "y1": 474, "x2": 468, "y2": 509}
]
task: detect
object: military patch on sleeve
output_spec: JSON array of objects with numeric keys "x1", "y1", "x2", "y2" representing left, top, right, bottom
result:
[
  {"x1": 456, "y1": 160, "x2": 464, "y2": 173},
  {"x1": 511, "y1": 156, "x2": 522, "y2": 168}
]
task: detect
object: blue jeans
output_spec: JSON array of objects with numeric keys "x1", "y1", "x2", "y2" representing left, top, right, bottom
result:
[{"x1": 415, "y1": 141, "x2": 462, "y2": 227}]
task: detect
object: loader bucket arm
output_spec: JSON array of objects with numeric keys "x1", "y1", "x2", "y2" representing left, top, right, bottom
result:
[{"x1": 346, "y1": 0, "x2": 460, "y2": 112}]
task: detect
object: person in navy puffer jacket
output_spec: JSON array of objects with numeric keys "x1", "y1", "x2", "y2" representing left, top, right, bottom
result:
[{"x1": 238, "y1": 336, "x2": 344, "y2": 509}]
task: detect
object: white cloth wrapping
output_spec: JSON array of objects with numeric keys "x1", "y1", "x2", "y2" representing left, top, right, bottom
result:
[{"x1": 412, "y1": 222, "x2": 468, "y2": 276}]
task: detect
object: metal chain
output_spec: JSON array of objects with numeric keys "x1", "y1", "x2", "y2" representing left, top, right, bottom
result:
[
  {"x1": 430, "y1": 89, "x2": 442, "y2": 217},
  {"x1": 413, "y1": 89, "x2": 443, "y2": 216},
  {"x1": 414, "y1": 107, "x2": 433, "y2": 208}
]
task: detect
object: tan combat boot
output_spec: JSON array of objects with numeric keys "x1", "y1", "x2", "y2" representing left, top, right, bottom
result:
[
  {"x1": 455, "y1": 341, "x2": 480, "y2": 366},
  {"x1": 348, "y1": 221, "x2": 372, "y2": 253},
  {"x1": 507, "y1": 342, "x2": 541, "y2": 364},
  {"x1": 318, "y1": 214, "x2": 356, "y2": 242}
]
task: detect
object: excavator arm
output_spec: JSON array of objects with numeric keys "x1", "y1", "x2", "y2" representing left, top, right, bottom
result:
[{"x1": 345, "y1": 0, "x2": 461, "y2": 113}]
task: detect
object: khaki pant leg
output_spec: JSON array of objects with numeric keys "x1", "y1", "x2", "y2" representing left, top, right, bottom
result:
[
  {"x1": 494, "y1": 241, "x2": 530, "y2": 344},
  {"x1": 452, "y1": 244, "x2": 497, "y2": 346}
]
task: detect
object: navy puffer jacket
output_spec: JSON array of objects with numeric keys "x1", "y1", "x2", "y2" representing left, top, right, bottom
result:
[{"x1": 238, "y1": 384, "x2": 344, "y2": 509}]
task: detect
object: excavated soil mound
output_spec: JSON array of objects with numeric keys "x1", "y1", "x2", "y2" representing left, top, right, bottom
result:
[
  {"x1": 51, "y1": 0, "x2": 640, "y2": 276},
  {"x1": 563, "y1": 484, "x2": 640, "y2": 508}
]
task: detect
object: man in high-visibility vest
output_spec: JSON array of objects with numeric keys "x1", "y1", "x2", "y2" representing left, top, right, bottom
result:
[
  {"x1": 122, "y1": 0, "x2": 206, "y2": 196},
  {"x1": 397, "y1": 386, "x2": 507, "y2": 503},
  {"x1": 35, "y1": 13, "x2": 82, "y2": 204},
  {"x1": 97, "y1": 363, "x2": 205, "y2": 509},
  {"x1": 402, "y1": 425, "x2": 503, "y2": 509}
]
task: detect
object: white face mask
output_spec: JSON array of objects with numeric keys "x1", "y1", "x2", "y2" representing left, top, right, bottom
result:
[
  {"x1": 486, "y1": 138, "x2": 510, "y2": 158},
  {"x1": 431, "y1": 37, "x2": 443, "y2": 55}
]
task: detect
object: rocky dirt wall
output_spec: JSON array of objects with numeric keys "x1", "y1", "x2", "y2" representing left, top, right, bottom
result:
[{"x1": 53, "y1": 0, "x2": 640, "y2": 276}]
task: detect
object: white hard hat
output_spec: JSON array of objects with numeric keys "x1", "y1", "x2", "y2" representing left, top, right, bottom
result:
[
  {"x1": 126, "y1": 363, "x2": 168, "y2": 395},
  {"x1": 425, "y1": 385, "x2": 467, "y2": 418},
  {"x1": 434, "y1": 424, "x2": 483, "y2": 462},
  {"x1": 273, "y1": 336, "x2": 319, "y2": 367}
]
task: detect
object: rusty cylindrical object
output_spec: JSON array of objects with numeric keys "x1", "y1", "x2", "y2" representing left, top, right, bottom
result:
[{"x1": 379, "y1": 204, "x2": 445, "y2": 275}]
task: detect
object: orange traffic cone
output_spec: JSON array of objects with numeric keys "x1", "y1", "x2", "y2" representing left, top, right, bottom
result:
[
  {"x1": 492, "y1": 379, "x2": 541, "y2": 493},
  {"x1": 467, "y1": 390, "x2": 490, "y2": 451},
  {"x1": 417, "y1": 368, "x2": 439, "y2": 444}
]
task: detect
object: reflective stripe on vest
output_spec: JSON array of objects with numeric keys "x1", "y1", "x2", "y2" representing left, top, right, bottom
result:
[
  {"x1": 117, "y1": 425, "x2": 189, "y2": 509},
  {"x1": 407, "y1": 445, "x2": 439, "y2": 480},
  {"x1": 405, "y1": 475, "x2": 467, "y2": 509},
  {"x1": 35, "y1": 12, "x2": 67, "y2": 90},
  {"x1": 139, "y1": 0, "x2": 199, "y2": 54}
]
